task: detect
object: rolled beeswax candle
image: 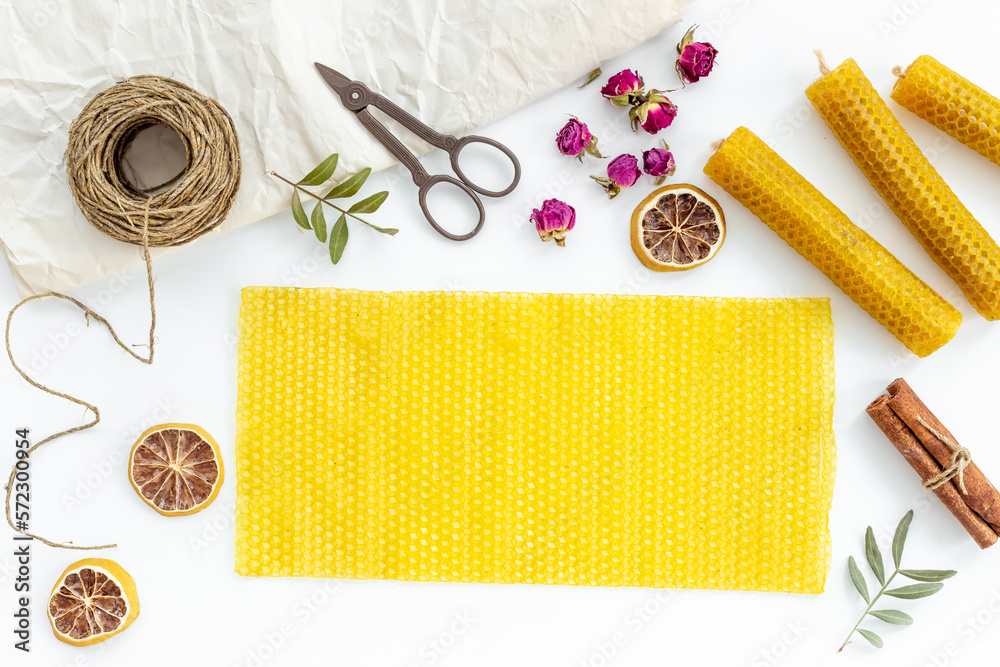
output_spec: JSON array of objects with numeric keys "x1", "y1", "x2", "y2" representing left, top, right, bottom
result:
[
  {"x1": 806, "y1": 58, "x2": 1000, "y2": 321},
  {"x1": 891, "y1": 56, "x2": 1000, "y2": 169},
  {"x1": 704, "y1": 127, "x2": 961, "y2": 357}
]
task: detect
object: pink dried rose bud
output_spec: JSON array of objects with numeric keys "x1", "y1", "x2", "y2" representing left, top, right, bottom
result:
[
  {"x1": 591, "y1": 153, "x2": 641, "y2": 199},
  {"x1": 530, "y1": 198, "x2": 576, "y2": 247},
  {"x1": 642, "y1": 143, "x2": 676, "y2": 185},
  {"x1": 675, "y1": 25, "x2": 718, "y2": 84},
  {"x1": 608, "y1": 154, "x2": 641, "y2": 188},
  {"x1": 630, "y1": 94, "x2": 677, "y2": 135},
  {"x1": 601, "y1": 69, "x2": 644, "y2": 107},
  {"x1": 555, "y1": 116, "x2": 604, "y2": 161}
]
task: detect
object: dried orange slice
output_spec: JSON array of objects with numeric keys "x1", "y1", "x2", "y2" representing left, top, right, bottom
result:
[
  {"x1": 630, "y1": 183, "x2": 726, "y2": 271},
  {"x1": 47, "y1": 558, "x2": 139, "y2": 647},
  {"x1": 128, "y1": 423, "x2": 224, "y2": 516}
]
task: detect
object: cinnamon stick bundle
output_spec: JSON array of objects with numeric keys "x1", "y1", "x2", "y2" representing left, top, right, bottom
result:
[{"x1": 867, "y1": 378, "x2": 1000, "y2": 549}]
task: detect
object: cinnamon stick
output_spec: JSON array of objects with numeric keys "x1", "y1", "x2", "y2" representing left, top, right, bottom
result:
[
  {"x1": 866, "y1": 394, "x2": 997, "y2": 549},
  {"x1": 887, "y1": 378, "x2": 1000, "y2": 532}
]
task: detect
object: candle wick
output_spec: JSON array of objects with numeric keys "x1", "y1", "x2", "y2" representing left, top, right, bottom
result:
[{"x1": 814, "y1": 49, "x2": 831, "y2": 76}]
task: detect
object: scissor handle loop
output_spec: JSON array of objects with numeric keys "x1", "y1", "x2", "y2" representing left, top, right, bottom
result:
[
  {"x1": 450, "y1": 135, "x2": 521, "y2": 198},
  {"x1": 417, "y1": 174, "x2": 486, "y2": 242}
]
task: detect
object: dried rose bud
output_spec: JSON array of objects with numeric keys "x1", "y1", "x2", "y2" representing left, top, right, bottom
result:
[
  {"x1": 608, "y1": 154, "x2": 641, "y2": 188},
  {"x1": 633, "y1": 95, "x2": 677, "y2": 135},
  {"x1": 642, "y1": 144, "x2": 676, "y2": 185},
  {"x1": 675, "y1": 25, "x2": 718, "y2": 84},
  {"x1": 555, "y1": 116, "x2": 604, "y2": 161},
  {"x1": 530, "y1": 198, "x2": 576, "y2": 246},
  {"x1": 601, "y1": 69, "x2": 644, "y2": 107},
  {"x1": 591, "y1": 153, "x2": 641, "y2": 199}
]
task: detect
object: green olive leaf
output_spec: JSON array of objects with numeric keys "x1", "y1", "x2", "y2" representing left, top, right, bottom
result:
[
  {"x1": 857, "y1": 629, "x2": 883, "y2": 649},
  {"x1": 868, "y1": 609, "x2": 913, "y2": 625},
  {"x1": 348, "y1": 191, "x2": 389, "y2": 214},
  {"x1": 311, "y1": 202, "x2": 327, "y2": 243},
  {"x1": 883, "y1": 583, "x2": 944, "y2": 600},
  {"x1": 329, "y1": 214, "x2": 349, "y2": 264},
  {"x1": 848, "y1": 556, "x2": 870, "y2": 604},
  {"x1": 325, "y1": 168, "x2": 372, "y2": 199},
  {"x1": 364, "y1": 222, "x2": 399, "y2": 236},
  {"x1": 892, "y1": 510, "x2": 913, "y2": 569},
  {"x1": 291, "y1": 190, "x2": 311, "y2": 230},
  {"x1": 297, "y1": 153, "x2": 339, "y2": 186},
  {"x1": 898, "y1": 569, "x2": 957, "y2": 583},
  {"x1": 866, "y1": 526, "x2": 885, "y2": 585}
]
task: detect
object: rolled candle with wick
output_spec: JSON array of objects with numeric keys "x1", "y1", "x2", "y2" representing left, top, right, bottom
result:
[
  {"x1": 891, "y1": 56, "x2": 1000, "y2": 170},
  {"x1": 805, "y1": 58, "x2": 1000, "y2": 321},
  {"x1": 703, "y1": 126, "x2": 961, "y2": 357}
]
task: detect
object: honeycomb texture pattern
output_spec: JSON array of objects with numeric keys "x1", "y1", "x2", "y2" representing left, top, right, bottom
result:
[
  {"x1": 704, "y1": 126, "x2": 961, "y2": 358},
  {"x1": 235, "y1": 287, "x2": 836, "y2": 593},
  {"x1": 892, "y1": 56, "x2": 1000, "y2": 170},
  {"x1": 806, "y1": 58, "x2": 1000, "y2": 320}
]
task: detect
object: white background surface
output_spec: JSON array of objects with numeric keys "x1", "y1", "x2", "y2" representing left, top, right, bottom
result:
[{"x1": 5, "y1": 0, "x2": 1000, "y2": 665}]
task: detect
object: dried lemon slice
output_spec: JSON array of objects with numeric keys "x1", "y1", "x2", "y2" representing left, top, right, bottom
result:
[
  {"x1": 630, "y1": 183, "x2": 726, "y2": 271},
  {"x1": 47, "y1": 558, "x2": 139, "y2": 647},
  {"x1": 128, "y1": 423, "x2": 224, "y2": 516}
]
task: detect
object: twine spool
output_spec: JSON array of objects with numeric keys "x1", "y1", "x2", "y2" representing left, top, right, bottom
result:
[
  {"x1": 65, "y1": 75, "x2": 241, "y2": 246},
  {"x1": 5, "y1": 75, "x2": 241, "y2": 549}
]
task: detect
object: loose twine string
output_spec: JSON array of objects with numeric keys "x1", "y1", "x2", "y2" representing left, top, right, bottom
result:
[
  {"x1": 4, "y1": 75, "x2": 240, "y2": 549},
  {"x1": 917, "y1": 416, "x2": 972, "y2": 495}
]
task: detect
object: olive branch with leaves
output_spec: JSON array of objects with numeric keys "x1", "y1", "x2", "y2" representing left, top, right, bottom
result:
[
  {"x1": 270, "y1": 153, "x2": 395, "y2": 264},
  {"x1": 838, "y1": 510, "x2": 957, "y2": 652}
]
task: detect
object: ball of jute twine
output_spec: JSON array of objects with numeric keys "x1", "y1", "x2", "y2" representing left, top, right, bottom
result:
[
  {"x1": 66, "y1": 74, "x2": 241, "y2": 246},
  {"x1": 5, "y1": 75, "x2": 240, "y2": 550}
]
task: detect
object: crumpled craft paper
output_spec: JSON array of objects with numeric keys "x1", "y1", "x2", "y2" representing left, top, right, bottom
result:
[{"x1": 0, "y1": 0, "x2": 691, "y2": 297}]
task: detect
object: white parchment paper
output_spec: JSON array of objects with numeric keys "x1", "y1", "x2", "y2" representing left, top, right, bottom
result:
[{"x1": 0, "y1": 0, "x2": 690, "y2": 296}]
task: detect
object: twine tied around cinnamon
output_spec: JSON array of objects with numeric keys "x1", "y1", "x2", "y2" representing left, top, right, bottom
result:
[
  {"x1": 4, "y1": 75, "x2": 240, "y2": 549},
  {"x1": 917, "y1": 416, "x2": 972, "y2": 495}
]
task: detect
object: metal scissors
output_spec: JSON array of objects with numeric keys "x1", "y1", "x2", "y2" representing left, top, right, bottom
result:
[{"x1": 315, "y1": 63, "x2": 521, "y2": 241}]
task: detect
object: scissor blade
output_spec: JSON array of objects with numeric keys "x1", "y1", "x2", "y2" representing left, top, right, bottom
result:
[{"x1": 314, "y1": 62, "x2": 355, "y2": 95}]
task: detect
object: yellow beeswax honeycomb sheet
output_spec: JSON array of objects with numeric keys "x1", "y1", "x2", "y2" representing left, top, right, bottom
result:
[{"x1": 235, "y1": 288, "x2": 836, "y2": 593}]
